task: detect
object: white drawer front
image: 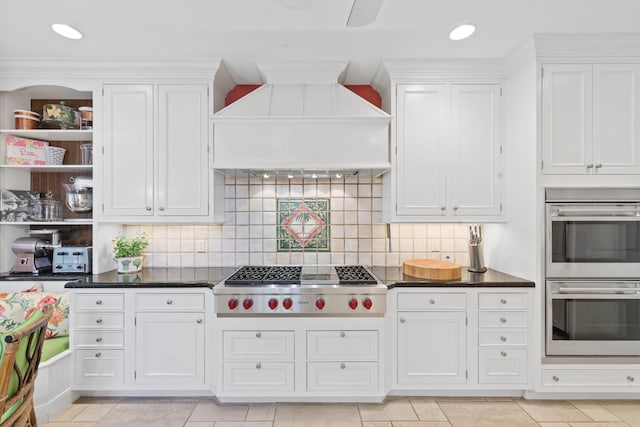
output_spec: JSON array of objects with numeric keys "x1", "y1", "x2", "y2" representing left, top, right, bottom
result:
[
  {"x1": 75, "y1": 349, "x2": 124, "y2": 386},
  {"x1": 307, "y1": 331, "x2": 378, "y2": 361},
  {"x1": 135, "y1": 293, "x2": 205, "y2": 310},
  {"x1": 74, "y1": 330, "x2": 124, "y2": 348},
  {"x1": 397, "y1": 293, "x2": 466, "y2": 311},
  {"x1": 478, "y1": 293, "x2": 527, "y2": 310},
  {"x1": 542, "y1": 369, "x2": 640, "y2": 387},
  {"x1": 307, "y1": 362, "x2": 378, "y2": 391},
  {"x1": 73, "y1": 312, "x2": 124, "y2": 329},
  {"x1": 223, "y1": 331, "x2": 294, "y2": 361},
  {"x1": 478, "y1": 311, "x2": 527, "y2": 328},
  {"x1": 223, "y1": 362, "x2": 294, "y2": 391},
  {"x1": 478, "y1": 330, "x2": 528, "y2": 347},
  {"x1": 74, "y1": 293, "x2": 124, "y2": 310},
  {"x1": 478, "y1": 348, "x2": 528, "y2": 384}
]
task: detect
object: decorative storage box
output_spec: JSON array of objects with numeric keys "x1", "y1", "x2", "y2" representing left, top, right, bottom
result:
[
  {"x1": 0, "y1": 189, "x2": 40, "y2": 222},
  {"x1": 5, "y1": 135, "x2": 49, "y2": 165}
]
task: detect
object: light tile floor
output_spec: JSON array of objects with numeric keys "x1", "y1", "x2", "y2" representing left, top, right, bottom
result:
[{"x1": 42, "y1": 396, "x2": 640, "y2": 427}]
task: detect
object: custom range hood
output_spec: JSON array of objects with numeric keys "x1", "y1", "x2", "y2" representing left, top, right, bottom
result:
[{"x1": 212, "y1": 62, "x2": 392, "y2": 178}]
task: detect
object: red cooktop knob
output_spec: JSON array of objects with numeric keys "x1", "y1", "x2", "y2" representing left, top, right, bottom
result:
[
  {"x1": 348, "y1": 298, "x2": 358, "y2": 310},
  {"x1": 282, "y1": 298, "x2": 293, "y2": 310},
  {"x1": 268, "y1": 298, "x2": 278, "y2": 310},
  {"x1": 242, "y1": 298, "x2": 253, "y2": 310},
  {"x1": 315, "y1": 298, "x2": 326, "y2": 310},
  {"x1": 363, "y1": 298, "x2": 373, "y2": 310},
  {"x1": 228, "y1": 298, "x2": 239, "y2": 310}
]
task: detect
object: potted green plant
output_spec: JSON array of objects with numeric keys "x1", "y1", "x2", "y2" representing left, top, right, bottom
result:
[{"x1": 112, "y1": 233, "x2": 149, "y2": 273}]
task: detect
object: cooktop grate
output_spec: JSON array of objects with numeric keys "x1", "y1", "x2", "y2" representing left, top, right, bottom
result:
[{"x1": 335, "y1": 265, "x2": 378, "y2": 284}]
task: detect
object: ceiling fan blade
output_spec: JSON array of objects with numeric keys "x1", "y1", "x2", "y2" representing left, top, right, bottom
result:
[{"x1": 347, "y1": 0, "x2": 383, "y2": 27}]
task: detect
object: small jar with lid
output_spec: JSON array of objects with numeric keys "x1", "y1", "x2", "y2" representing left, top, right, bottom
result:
[{"x1": 78, "y1": 106, "x2": 93, "y2": 129}]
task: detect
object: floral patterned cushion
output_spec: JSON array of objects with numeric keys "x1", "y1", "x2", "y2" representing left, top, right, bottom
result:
[{"x1": 0, "y1": 291, "x2": 69, "y2": 338}]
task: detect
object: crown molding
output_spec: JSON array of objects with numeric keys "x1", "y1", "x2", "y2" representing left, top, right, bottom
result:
[
  {"x1": 0, "y1": 58, "x2": 221, "y2": 89},
  {"x1": 534, "y1": 33, "x2": 640, "y2": 60},
  {"x1": 502, "y1": 37, "x2": 536, "y2": 78},
  {"x1": 382, "y1": 59, "x2": 504, "y2": 83}
]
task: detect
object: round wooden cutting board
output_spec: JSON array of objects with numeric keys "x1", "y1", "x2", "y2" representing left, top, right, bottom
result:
[{"x1": 403, "y1": 259, "x2": 462, "y2": 280}]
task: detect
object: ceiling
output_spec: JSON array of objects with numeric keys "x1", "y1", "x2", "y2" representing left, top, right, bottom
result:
[{"x1": 3, "y1": 0, "x2": 640, "y2": 83}]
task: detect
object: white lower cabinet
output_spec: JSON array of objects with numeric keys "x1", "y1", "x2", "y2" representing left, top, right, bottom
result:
[
  {"x1": 216, "y1": 318, "x2": 384, "y2": 400},
  {"x1": 392, "y1": 288, "x2": 533, "y2": 391},
  {"x1": 70, "y1": 288, "x2": 211, "y2": 391},
  {"x1": 542, "y1": 368, "x2": 640, "y2": 389}
]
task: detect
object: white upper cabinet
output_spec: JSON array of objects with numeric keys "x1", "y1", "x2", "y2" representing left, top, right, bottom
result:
[
  {"x1": 542, "y1": 63, "x2": 640, "y2": 174},
  {"x1": 102, "y1": 84, "x2": 213, "y2": 221},
  {"x1": 391, "y1": 83, "x2": 502, "y2": 221}
]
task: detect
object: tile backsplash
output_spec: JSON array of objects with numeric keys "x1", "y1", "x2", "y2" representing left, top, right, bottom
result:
[{"x1": 125, "y1": 177, "x2": 471, "y2": 268}]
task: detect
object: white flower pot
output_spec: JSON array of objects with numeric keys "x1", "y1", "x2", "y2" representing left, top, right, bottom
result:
[{"x1": 115, "y1": 256, "x2": 144, "y2": 274}]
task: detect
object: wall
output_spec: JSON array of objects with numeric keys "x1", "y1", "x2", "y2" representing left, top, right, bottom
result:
[{"x1": 125, "y1": 176, "x2": 472, "y2": 267}]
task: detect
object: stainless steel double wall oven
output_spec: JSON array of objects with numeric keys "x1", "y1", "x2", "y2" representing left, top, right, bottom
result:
[{"x1": 545, "y1": 188, "x2": 640, "y2": 356}]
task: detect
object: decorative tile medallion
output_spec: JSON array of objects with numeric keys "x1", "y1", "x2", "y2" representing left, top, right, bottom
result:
[{"x1": 277, "y1": 199, "x2": 330, "y2": 251}]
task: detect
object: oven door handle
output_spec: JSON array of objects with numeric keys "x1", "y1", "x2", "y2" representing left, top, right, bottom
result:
[
  {"x1": 551, "y1": 207, "x2": 640, "y2": 217},
  {"x1": 556, "y1": 287, "x2": 640, "y2": 294}
]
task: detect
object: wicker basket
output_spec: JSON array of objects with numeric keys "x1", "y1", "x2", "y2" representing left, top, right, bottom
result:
[{"x1": 46, "y1": 146, "x2": 66, "y2": 165}]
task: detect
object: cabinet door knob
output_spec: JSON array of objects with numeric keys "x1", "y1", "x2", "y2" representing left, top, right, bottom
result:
[
  {"x1": 159, "y1": 207, "x2": 165, "y2": 211},
  {"x1": 146, "y1": 207, "x2": 152, "y2": 211},
  {"x1": 500, "y1": 351, "x2": 507, "y2": 357},
  {"x1": 166, "y1": 300, "x2": 173, "y2": 305},
  {"x1": 95, "y1": 352, "x2": 102, "y2": 358},
  {"x1": 500, "y1": 317, "x2": 507, "y2": 324},
  {"x1": 429, "y1": 299, "x2": 435, "y2": 304},
  {"x1": 586, "y1": 164, "x2": 594, "y2": 169},
  {"x1": 340, "y1": 331, "x2": 346, "y2": 338},
  {"x1": 628, "y1": 375, "x2": 635, "y2": 382},
  {"x1": 96, "y1": 300, "x2": 103, "y2": 305},
  {"x1": 197, "y1": 319, "x2": 203, "y2": 324},
  {"x1": 256, "y1": 363, "x2": 262, "y2": 369},
  {"x1": 256, "y1": 332, "x2": 262, "y2": 338},
  {"x1": 399, "y1": 318, "x2": 405, "y2": 324},
  {"x1": 500, "y1": 299, "x2": 507, "y2": 304},
  {"x1": 96, "y1": 337, "x2": 103, "y2": 343},
  {"x1": 96, "y1": 318, "x2": 103, "y2": 324},
  {"x1": 452, "y1": 206, "x2": 458, "y2": 211},
  {"x1": 340, "y1": 363, "x2": 346, "y2": 369},
  {"x1": 552, "y1": 375, "x2": 559, "y2": 382},
  {"x1": 500, "y1": 336, "x2": 507, "y2": 342},
  {"x1": 595, "y1": 164, "x2": 603, "y2": 169},
  {"x1": 440, "y1": 206, "x2": 446, "y2": 211}
]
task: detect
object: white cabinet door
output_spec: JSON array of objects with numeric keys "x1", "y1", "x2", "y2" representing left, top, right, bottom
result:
[
  {"x1": 135, "y1": 312, "x2": 205, "y2": 387},
  {"x1": 396, "y1": 84, "x2": 448, "y2": 216},
  {"x1": 394, "y1": 83, "x2": 502, "y2": 221},
  {"x1": 103, "y1": 85, "x2": 154, "y2": 216},
  {"x1": 449, "y1": 85, "x2": 502, "y2": 216},
  {"x1": 397, "y1": 311, "x2": 467, "y2": 385},
  {"x1": 542, "y1": 64, "x2": 593, "y2": 174},
  {"x1": 157, "y1": 84, "x2": 209, "y2": 216},
  {"x1": 593, "y1": 64, "x2": 640, "y2": 174}
]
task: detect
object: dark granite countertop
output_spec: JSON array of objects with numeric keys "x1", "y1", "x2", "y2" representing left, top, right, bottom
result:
[
  {"x1": 369, "y1": 266, "x2": 535, "y2": 288},
  {"x1": 61, "y1": 267, "x2": 237, "y2": 288}
]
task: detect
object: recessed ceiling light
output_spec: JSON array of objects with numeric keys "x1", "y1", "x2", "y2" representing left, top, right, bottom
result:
[
  {"x1": 449, "y1": 24, "x2": 476, "y2": 41},
  {"x1": 51, "y1": 23, "x2": 83, "y2": 40}
]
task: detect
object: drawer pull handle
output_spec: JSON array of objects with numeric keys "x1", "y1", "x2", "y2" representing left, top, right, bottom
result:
[
  {"x1": 146, "y1": 207, "x2": 152, "y2": 211},
  {"x1": 96, "y1": 300, "x2": 102, "y2": 305},
  {"x1": 340, "y1": 363, "x2": 346, "y2": 369},
  {"x1": 340, "y1": 331, "x2": 346, "y2": 338},
  {"x1": 399, "y1": 318, "x2": 405, "y2": 324},
  {"x1": 628, "y1": 376, "x2": 635, "y2": 382},
  {"x1": 96, "y1": 319, "x2": 103, "y2": 324},
  {"x1": 500, "y1": 336, "x2": 507, "y2": 342},
  {"x1": 256, "y1": 363, "x2": 262, "y2": 369},
  {"x1": 500, "y1": 299, "x2": 507, "y2": 304},
  {"x1": 197, "y1": 319, "x2": 203, "y2": 324},
  {"x1": 500, "y1": 317, "x2": 507, "y2": 323},
  {"x1": 429, "y1": 299, "x2": 435, "y2": 305},
  {"x1": 552, "y1": 375, "x2": 559, "y2": 382},
  {"x1": 96, "y1": 337, "x2": 102, "y2": 343},
  {"x1": 256, "y1": 332, "x2": 262, "y2": 338},
  {"x1": 166, "y1": 300, "x2": 173, "y2": 305},
  {"x1": 500, "y1": 351, "x2": 507, "y2": 357},
  {"x1": 95, "y1": 352, "x2": 102, "y2": 358}
]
